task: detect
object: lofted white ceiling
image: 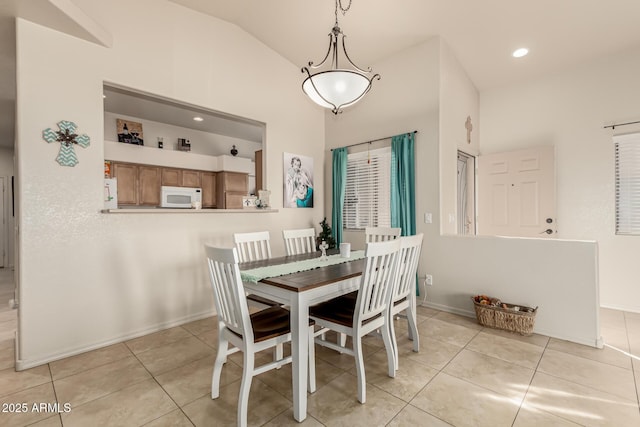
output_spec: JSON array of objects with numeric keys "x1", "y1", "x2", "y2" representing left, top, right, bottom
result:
[
  {"x1": 169, "y1": 0, "x2": 640, "y2": 91},
  {"x1": 3, "y1": 1, "x2": 640, "y2": 149}
]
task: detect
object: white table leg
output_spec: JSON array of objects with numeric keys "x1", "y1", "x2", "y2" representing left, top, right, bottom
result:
[{"x1": 291, "y1": 296, "x2": 308, "y2": 422}]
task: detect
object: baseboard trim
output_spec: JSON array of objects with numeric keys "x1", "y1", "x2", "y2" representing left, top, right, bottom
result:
[{"x1": 15, "y1": 309, "x2": 215, "y2": 371}]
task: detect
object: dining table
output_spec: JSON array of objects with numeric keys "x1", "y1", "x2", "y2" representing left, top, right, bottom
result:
[{"x1": 239, "y1": 249, "x2": 365, "y2": 422}]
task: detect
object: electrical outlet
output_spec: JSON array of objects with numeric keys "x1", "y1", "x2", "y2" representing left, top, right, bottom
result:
[
  {"x1": 424, "y1": 212, "x2": 432, "y2": 224},
  {"x1": 425, "y1": 274, "x2": 433, "y2": 286}
]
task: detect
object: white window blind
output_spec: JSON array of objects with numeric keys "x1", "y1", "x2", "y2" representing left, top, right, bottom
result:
[
  {"x1": 343, "y1": 147, "x2": 391, "y2": 230},
  {"x1": 615, "y1": 133, "x2": 640, "y2": 235}
]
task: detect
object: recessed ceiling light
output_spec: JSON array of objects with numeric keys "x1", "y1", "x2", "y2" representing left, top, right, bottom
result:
[
  {"x1": 193, "y1": 116, "x2": 204, "y2": 122},
  {"x1": 512, "y1": 48, "x2": 529, "y2": 58}
]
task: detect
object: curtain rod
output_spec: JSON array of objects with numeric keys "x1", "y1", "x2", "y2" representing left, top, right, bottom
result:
[
  {"x1": 330, "y1": 130, "x2": 417, "y2": 151},
  {"x1": 604, "y1": 120, "x2": 640, "y2": 130}
]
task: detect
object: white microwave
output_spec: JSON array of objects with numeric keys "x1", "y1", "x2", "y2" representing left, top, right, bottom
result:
[{"x1": 160, "y1": 186, "x2": 202, "y2": 208}]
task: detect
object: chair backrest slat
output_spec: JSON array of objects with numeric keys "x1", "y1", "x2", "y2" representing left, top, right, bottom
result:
[
  {"x1": 365, "y1": 227, "x2": 402, "y2": 243},
  {"x1": 233, "y1": 231, "x2": 272, "y2": 263},
  {"x1": 283, "y1": 228, "x2": 316, "y2": 256},
  {"x1": 393, "y1": 234, "x2": 424, "y2": 303},
  {"x1": 356, "y1": 239, "x2": 401, "y2": 324},
  {"x1": 205, "y1": 245, "x2": 253, "y2": 341}
]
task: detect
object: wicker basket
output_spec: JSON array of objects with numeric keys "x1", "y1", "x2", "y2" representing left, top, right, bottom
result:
[{"x1": 472, "y1": 297, "x2": 538, "y2": 336}]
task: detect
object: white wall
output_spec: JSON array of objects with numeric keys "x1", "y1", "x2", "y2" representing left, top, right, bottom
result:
[
  {"x1": 325, "y1": 38, "x2": 601, "y2": 347},
  {"x1": 480, "y1": 45, "x2": 640, "y2": 313},
  {"x1": 15, "y1": 0, "x2": 325, "y2": 368}
]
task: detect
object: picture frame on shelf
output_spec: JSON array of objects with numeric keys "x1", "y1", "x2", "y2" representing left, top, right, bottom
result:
[
  {"x1": 242, "y1": 195, "x2": 257, "y2": 208},
  {"x1": 116, "y1": 119, "x2": 144, "y2": 145}
]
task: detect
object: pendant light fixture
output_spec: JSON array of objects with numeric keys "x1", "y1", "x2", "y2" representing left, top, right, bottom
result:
[{"x1": 301, "y1": 0, "x2": 380, "y2": 115}]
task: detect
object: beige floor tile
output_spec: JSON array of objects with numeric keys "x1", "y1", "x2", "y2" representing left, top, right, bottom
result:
[
  {"x1": 410, "y1": 372, "x2": 520, "y2": 427},
  {"x1": 53, "y1": 355, "x2": 151, "y2": 407},
  {"x1": 416, "y1": 305, "x2": 441, "y2": 319},
  {"x1": 537, "y1": 349, "x2": 637, "y2": 401},
  {"x1": 548, "y1": 337, "x2": 631, "y2": 370},
  {"x1": 182, "y1": 378, "x2": 291, "y2": 426},
  {"x1": 419, "y1": 318, "x2": 480, "y2": 347},
  {"x1": 481, "y1": 327, "x2": 550, "y2": 348},
  {"x1": 0, "y1": 342, "x2": 14, "y2": 370},
  {"x1": 513, "y1": 403, "x2": 583, "y2": 426},
  {"x1": 601, "y1": 325, "x2": 630, "y2": 351},
  {"x1": 600, "y1": 307, "x2": 626, "y2": 330},
  {"x1": 444, "y1": 349, "x2": 534, "y2": 402},
  {"x1": 432, "y1": 311, "x2": 484, "y2": 331},
  {"x1": 263, "y1": 409, "x2": 324, "y2": 426},
  {"x1": 0, "y1": 363, "x2": 51, "y2": 398},
  {"x1": 314, "y1": 340, "x2": 378, "y2": 370},
  {"x1": 524, "y1": 372, "x2": 640, "y2": 427},
  {"x1": 181, "y1": 316, "x2": 218, "y2": 336},
  {"x1": 388, "y1": 404, "x2": 452, "y2": 426},
  {"x1": 136, "y1": 336, "x2": 215, "y2": 376},
  {"x1": 400, "y1": 335, "x2": 463, "y2": 370},
  {"x1": 0, "y1": 310, "x2": 16, "y2": 323},
  {"x1": 142, "y1": 409, "x2": 194, "y2": 427},
  {"x1": 49, "y1": 343, "x2": 132, "y2": 380},
  {"x1": 307, "y1": 372, "x2": 406, "y2": 426},
  {"x1": 356, "y1": 348, "x2": 439, "y2": 402},
  {"x1": 0, "y1": 382, "x2": 57, "y2": 427},
  {"x1": 194, "y1": 328, "x2": 219, "y2": 349},
  {"x1": 61, "y1": 379, "x2": 177, "y2": 427},
  {"x1": 155, "y1": 355, "x2": 242, "y2": 407},
  {"x1": 466, "y1": 331, "x2": 545, "y2": 369},
  {"x1": 125, "y1": 326, "x2": 193, "y2": 354},
  {"x1": 257, "y1": 356, "x2": 342, "y2": 401},
  {"x1": 29, "y1": 415, "x2": 63, "y2": 426}
]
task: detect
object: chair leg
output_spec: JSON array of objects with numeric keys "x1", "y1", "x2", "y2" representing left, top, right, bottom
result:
[
  {"x1": 381, "y1": 321, "x2": 396, "y2": 378},
  {"x1": 238, "y1": 350, "x2": 255, "y2": 427},
  {"x1": 274, "y1": 344, "x2": 284, "y2": 369},
  {"x1": 407, "y1": 307, "x2": 420, "y2": 353},
  {"x1": 308, "y1": 325, "x2": 316, "y2": 393},
  {"x1": 389, "y1": 313, "x2": 399, "y2": 372},
  {"x1": 353, "y1": 333, "x2": 367, "y2": 404},
  {"x1": 212, "y1": 333, "x2": 228, "y2": 399},
  {"x1": 338, "y1": 332, "x2": 347, "y2": 352}
]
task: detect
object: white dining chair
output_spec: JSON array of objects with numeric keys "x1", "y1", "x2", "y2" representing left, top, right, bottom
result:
[
  {"x1": 309, "y1": 239, "x2": 400, "y2": 404},
  {"x1": 365, "y1": 226, "x2": 401, "y2": 243},
  {"x1": 283, "y1": 228, "x2": 316, "y2": 256},
  {"x1": 388, "y1": 233, "x2": 423, "y2": 371},
  {"x1": 205, "y1": 245, "x2": 316, "y2": 427},
  {"x1": 233, "y1": 231, "x2": 272, "y2": 263}
]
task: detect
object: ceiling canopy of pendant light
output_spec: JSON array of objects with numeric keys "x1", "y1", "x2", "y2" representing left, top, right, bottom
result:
[{"x1": 301, "y1": 0, "x2": 380, "y2": 115}]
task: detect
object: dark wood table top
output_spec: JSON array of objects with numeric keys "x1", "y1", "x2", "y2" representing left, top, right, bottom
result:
[{"x1": 239, "y1": 250, "x2": 364, "y2": 293}]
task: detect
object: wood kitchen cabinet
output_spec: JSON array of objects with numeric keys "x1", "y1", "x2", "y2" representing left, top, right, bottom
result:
[
  {"x1": 216, "y1": 171, "x2": 248, "y2": 209},
  {"x1": 201, "y1": 172, "x2": 217, "y2": 208},
  {"x1": 161, "y1": 168, "x2": 201, "y2": 188},
  {"x1": 112, "y1": 162, "x2": 161, "y2": 206}
]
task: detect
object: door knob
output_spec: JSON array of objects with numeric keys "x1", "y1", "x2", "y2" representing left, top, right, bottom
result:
[
  {"x1": 546, "y1": 218, "x2": 553, "y2": 224},
  {"x1": 540, "y1": 229, "x2": 553, "y2": 235}
]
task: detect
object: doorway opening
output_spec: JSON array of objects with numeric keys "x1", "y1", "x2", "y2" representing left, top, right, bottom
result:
[{"x1": 457, "y1": 151, "x2": 476, "y2": 235}]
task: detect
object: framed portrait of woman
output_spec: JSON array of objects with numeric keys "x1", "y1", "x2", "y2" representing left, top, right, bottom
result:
[{"x1": 283, "y1": 152, "x2": 314, "y2": 208}]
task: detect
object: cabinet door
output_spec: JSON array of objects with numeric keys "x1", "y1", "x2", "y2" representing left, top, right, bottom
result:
[
  {"x1": 225, "y1": 172, "x2": 248, "y2": 192},
  {"x1": 139, "y1": 166, "x2": 161, "y2": 206},
  {"x1": 112, "y1": 163, "x2": 138, "y2": 205},
  {"x1": 162, "y1": 168, "x2": 181, "y2": 187},
  {"x1": 255, "y1": 149, "x2": 263, "y2": 192},
  {"x1": 181, "y1": 170, "x2": 201, "y2": 188},
  {"x1": 201, "y1": 172, "x2": 217, "y2": 208}
]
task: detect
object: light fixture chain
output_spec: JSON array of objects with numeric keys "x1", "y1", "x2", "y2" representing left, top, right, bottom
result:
[{"x1": 335, "y1": 0, "x2": 352, "y2": 22}]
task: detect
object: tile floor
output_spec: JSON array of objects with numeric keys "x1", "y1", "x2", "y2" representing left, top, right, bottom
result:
[{"x1": 0, "y1": 268, "x2": 639, "y2": 426}]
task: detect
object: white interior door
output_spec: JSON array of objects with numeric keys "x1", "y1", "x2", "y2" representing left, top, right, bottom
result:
[{"x1": 478, "y1": 146, "x2": 556, "y2": 238}]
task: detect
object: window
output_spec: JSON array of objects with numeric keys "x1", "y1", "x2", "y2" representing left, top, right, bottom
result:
[
  {"x1": 615, "y1": 133, "x2": 640, "y2": 235},
  {"x1": 343, "y1": 147, "x2": 391, "y2": 230}
]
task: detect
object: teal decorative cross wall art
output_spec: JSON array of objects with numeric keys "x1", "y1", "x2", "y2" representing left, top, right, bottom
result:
[{"x1": 43, "y1": 120, "x2": 90, "y2": 167}]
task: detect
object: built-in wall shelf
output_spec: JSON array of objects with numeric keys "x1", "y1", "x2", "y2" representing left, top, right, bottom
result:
[{"x1": 101, "y1": 208, "x2": 278, "y2": 214}]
